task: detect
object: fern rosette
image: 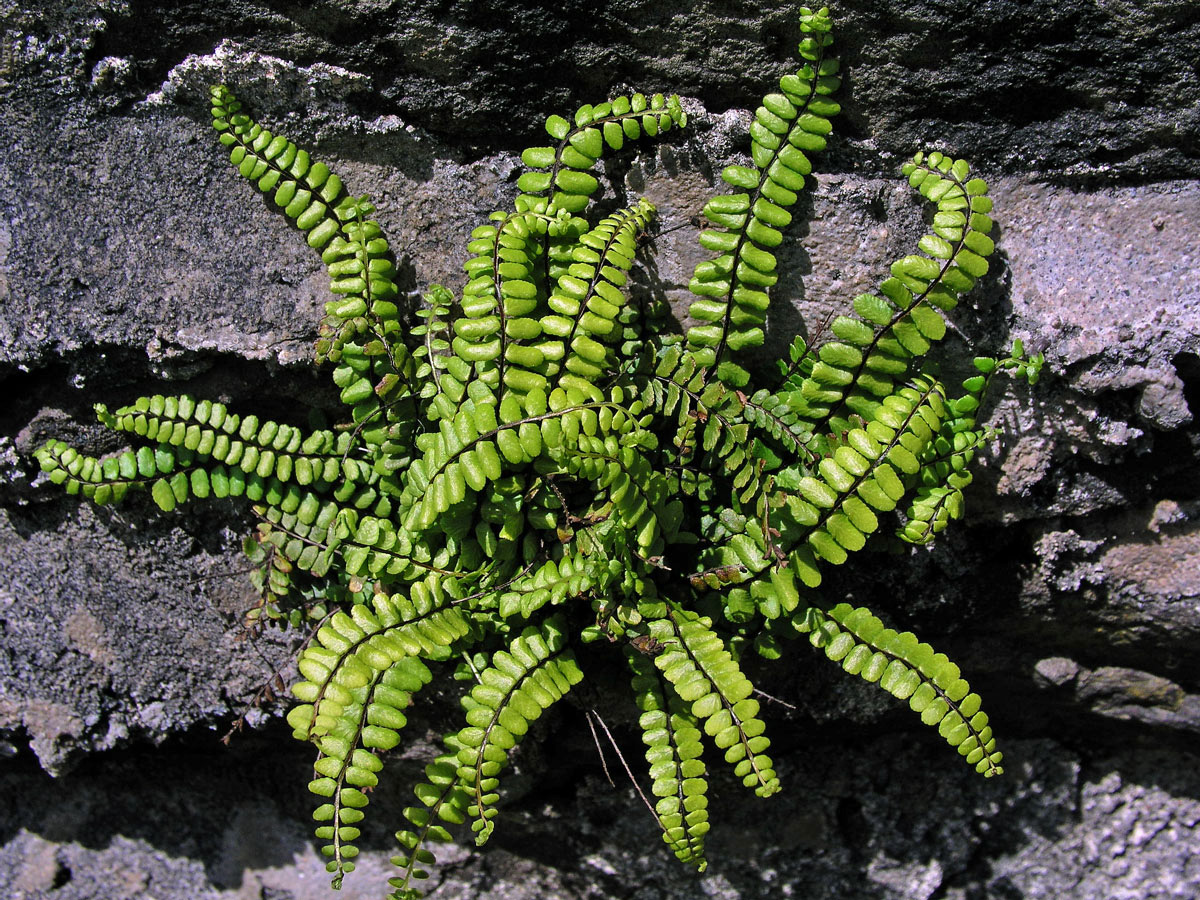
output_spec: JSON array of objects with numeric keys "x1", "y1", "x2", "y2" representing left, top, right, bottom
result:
[{"x1": 34, "y1": 6, "x2": 1043, "y2": 897}]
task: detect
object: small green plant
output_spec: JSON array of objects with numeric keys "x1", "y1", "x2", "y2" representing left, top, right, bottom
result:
[{"x1": 35, "y1": 7, "x2": 1041, "y2": 897}]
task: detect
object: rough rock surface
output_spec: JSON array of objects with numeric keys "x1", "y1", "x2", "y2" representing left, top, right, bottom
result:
[{"x1": 2, "y1": 1, "x2": 1199, "y2": 899}]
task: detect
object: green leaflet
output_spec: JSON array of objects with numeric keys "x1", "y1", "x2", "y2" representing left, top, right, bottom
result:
[{"x1": 32, "y1": 7, "x2": 1038, "y2": 899}]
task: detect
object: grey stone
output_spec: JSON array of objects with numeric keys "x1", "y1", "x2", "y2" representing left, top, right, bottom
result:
[
  {"x1": 1034, "y1": 656, "x2": 1081, "y2": 687},
  {"x1": 5, "y1": 0, "x2": 1198, "y2": 179}
]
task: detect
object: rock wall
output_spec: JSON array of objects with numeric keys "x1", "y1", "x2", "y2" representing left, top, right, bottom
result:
[{"x1": 2, "y1": 1, "x2": 1198, "y2": 898}]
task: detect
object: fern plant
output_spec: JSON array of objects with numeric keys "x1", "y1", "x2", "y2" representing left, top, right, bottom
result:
[{"x1": 34, "y1": 7, "x2": 1041, "y2": 896}]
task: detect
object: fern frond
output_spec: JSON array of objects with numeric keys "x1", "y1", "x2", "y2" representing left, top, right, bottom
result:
[
  {"x1": 210, "y1": 85, "x2": 348, "y2": 250},
  {"x1": 34, "y1": 438, "x2": 155, "y2": 506},
  {"x1": 398, "y1": 397, "x2": 505, "y2": 532},
  {"x1": 306, "y1": 657, "x2": 428, "y2": 887},
  {"x1": 286, "y1": 585, "x2": 467, "y2": 741},
  {"x1": 390, "y1": 734, "x2": 474, "y2": 899},
  {"x1": 411, "y1": 284, "x2": 463, "y2": 421},
  {"x1": 282, "y1": 580, "x2": 476, "y2": 886},
  {"x1": 487, "y1": 548, "x2": 603, "y2": 619},
  {"x1": 210, "y1": 85, "x2": 412, "y2": 383},
  {"x1": 686, "y1": 7, "x2": 839, "y2": 386},
  {"x1": 517, "y1": 93, "x2": 687, "y2": 217},
  {"x1": 456, "y1": 210, "x2": 572, "y2": 397},
  {"x1": 898, "y1": 370, "x2": 990, "y2": 545},
  {"x1": 34, "y1": 394, "x2": 400, "y2": 523},
  {"x1": 552, "y1": 199, "x2": 656, "y2": 391},
  {"x1": 738, "y1": 388, "x2": 821, "y2": 465},
  {"x1": 252, "y1": 494, "x2": 351, "y2": 579},
  {"x1": 799, "y1": 604, "x2": 1004, "y2": 777},
  {"x1": 649, "y1": 608, "x2": 779, "y2": 797},
  {"x1": 397, "y1": 389, "x2": 645, "y2": 536},
  {"x1": 317, "y1": 206, "x2": 409, "y2": 365},
  {"x1": 628, "y1": 647, "x2": 710, "y2": 870},
  {"x1": 789, "y1": 153, "x2": 997, "y2": 433},
  {"x1": 452, "y1": 616, "x2": 584, "y2": 846},
  {"x1": 285, "y1": 585, "x2": 472, "y2": 887},
  {"x1": 899, "y1": 342, "x2": 1044, "y2": 545},
  {"x1": 637, "y1": 346, "x2": 753, "y2": 495},
  {"x1": 782, "y1": 376, "x2": 948, "y2": 587},
  {"x1": 545, "y1": 426, "x2": 675, "y2": 558},
  {"x1": 100, "y1": 395, "x2": 370, "y2": 485},
  {"x1": 687, "y1": 374, "x2": 950, "y2": 599}
]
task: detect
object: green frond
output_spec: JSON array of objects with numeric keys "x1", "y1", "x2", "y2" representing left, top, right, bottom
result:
[
  {"x1": 34, "y1": 393, "x2": 393, "y2": 519},
  {"x1": 548, "y1": 439, "x2": 656, "y2": 546},
  {"x1": 283, "y1": 582, "x2": 473, "y2": 887},
  {"x1": 411, "y1": 284, "x2": 462, "y2": 421},
  {"x1": 781, "y1": 376, "x2": 949, "y2": 587},
  {"x1": 389, "y1": 734, "x2": 474, "y2": 899},
  {"x1": 450, "y1": 616, "x2": 584, "y2": 846},
  {"x1": 687, "y1": 374, "x2": 950, "y2": 600},
  {"x1": 399, "y1": 396, "x2": 506, "y2": 532},
  {"x1": 252, "y1": 494, "x2": 350, "y2": 579},
  {"x1": 649, "y1": 608, "x2": 779, "y2": 797},
  {"x1": 35, "y1": 438, "x2": 157, "y2": 507},
  {"x1": 553, "y1": 200, "x2": 656, "y2": 388},
  {"x1": 685, "y1": 6, "x2": 839, "y2": 385},
  {"x1": 628, "y1": 648, "x2": 710, "y2": 870},
  {"x1": 285, "y1": 592, "x2": 457, "y2": 887},
  {"x1": 786, "y1": 152, "x2": 997, "y2": 433},
  {"x1": 899, "y1": 341, "x2": 1044, "y2": 545},
  {"x1": 517, "y1": 93, "x2": 687, "y2": 217},
  {"x1": 211, "y1": 84, "x2": 416, "y2": 419},
  {"x1": 104, "y1": 394, "x2": 368, "y2": 484},
  {"x1": 286, "y1": 585, "x2": 468, "y2": 741},
  {"x1": 488, "y1": 548, "x2": 603, "y2": 619},
  {"x1": 211, "y1": 85, "x2": 348, "y2": 251},
  {"x1": 738, "y1": 388, "x2": 821, "y2": 466},
  {"x1": 799, "y1": 604, "x2": 1004, "y2": 777},
  {"x1": 455, "y1": 210, "x2": 573, "y2": 397}
]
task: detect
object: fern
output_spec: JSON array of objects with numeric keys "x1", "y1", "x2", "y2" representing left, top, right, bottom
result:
[
  {"x1": 33, "y1": 6, "x2": 1044, "y2": 896},
  {"x1": 628, "y1": 646, "x2": 710, "y2": 870}
]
